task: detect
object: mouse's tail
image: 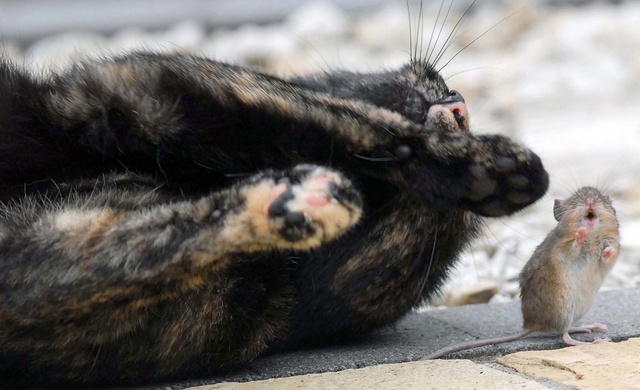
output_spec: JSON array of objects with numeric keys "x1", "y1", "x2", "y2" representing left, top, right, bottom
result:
[{"x1": 422, "y1": 329, "x2": 532, "y2": 360}]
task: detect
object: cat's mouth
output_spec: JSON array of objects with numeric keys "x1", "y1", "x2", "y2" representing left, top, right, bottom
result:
[
  {"x1": 426, "y1": 101, "x2": 470, "y2": 133},
  {"x1": 452, "y1": 105, "x2": 468, "y2": 129},
  {"x1": 424, "y1": 90, "x2": 470, "y2": 133}
]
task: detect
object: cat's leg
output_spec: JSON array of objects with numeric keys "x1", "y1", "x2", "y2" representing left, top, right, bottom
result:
[
  {"x1": 0, "y1": 164, "x2": 361, "y2": 319},
  {"x1": 402, "y1": 129, "x2": 550, "y2": 217},
  {"x1": 57, "y1": 54, "x2": 548, "y2": 217},
  {"x1": 2, "y1": 54, "x2": 547, "y2": 216},
  {"x1": 0, "y1": 164, "x2": 361, "y2": 385}
]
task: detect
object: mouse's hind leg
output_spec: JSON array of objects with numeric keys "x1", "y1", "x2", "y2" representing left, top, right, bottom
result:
[
  {"x1": 562, "y1": 323, "x2": 610, "y2": 345},
  {"x1": 568, "y1": 323, "x2": 607, "y2": 334}
]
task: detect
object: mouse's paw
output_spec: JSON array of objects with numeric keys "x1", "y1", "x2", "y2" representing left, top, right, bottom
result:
[
  {"x1": 562, "y1": 332, "x2": 610, "y2": 346},
  {"x1": 587, "y1": 323, "x2": 608, "y2": 333},
  {"x1": 262, "y1": 165, "x2": 362, "y2": 249},
  {"x1": 602, "y1": 245, "x2": 617, "y2": 262},
  {"x1": 574, "y1": 227, "x2": 587, "y2": 246},
  {"x1": 562, "y1": 332, "x2": 589, "y2": 346},
  {"x1": 569, "y1": 323, "x2": 607, "y2": 334}
]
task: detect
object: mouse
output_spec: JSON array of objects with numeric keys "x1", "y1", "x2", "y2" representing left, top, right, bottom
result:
[{"x1": 424, "y1": 186, "x2": 620, "y2": 359}]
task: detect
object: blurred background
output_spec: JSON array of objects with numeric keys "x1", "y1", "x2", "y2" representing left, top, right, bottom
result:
[{"x1": 1, "y1": 0, "x2": 639, "y2": 307}]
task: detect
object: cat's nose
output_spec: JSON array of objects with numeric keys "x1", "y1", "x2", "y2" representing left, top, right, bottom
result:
[{"x1": 445, "y1": 90, "x2": 465, "y2": 104}]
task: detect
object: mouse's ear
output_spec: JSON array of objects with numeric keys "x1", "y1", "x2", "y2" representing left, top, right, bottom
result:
[{"x1": 553, "y1": 199, "x2": 564, "y2": 221}]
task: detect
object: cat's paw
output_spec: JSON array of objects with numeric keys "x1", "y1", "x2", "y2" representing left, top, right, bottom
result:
[
  {"x1": 462, "y1": 135, "x2": 549, "y2": 217},
  {"x1": 242, "y1": 165, "x2": 362, "y2": 250}
]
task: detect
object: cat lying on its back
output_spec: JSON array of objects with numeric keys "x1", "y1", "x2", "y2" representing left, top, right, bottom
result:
[{"x1": 0, "y1": 50, "x2": 548, "y2": 386}]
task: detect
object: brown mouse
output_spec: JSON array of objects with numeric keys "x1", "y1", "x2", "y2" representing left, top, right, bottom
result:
[{"x1": 424, "y1": 186, "x2": 620, "y2": 359}]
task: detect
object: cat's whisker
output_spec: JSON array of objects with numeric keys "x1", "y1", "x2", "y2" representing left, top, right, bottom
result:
[
  {"x1": 418, "y1": 1, "x2": 427, "y2": 65},
  {"x1": 415, "y1": 1, "x2": 424, "y2": 66},
  {"x1": 156, "y1": 148, "x2": 168, "y2": 182},
  {"x1": 352, "y1": 154, "x2": 396, "y2": 162},
  {"x1": 444, "y1": 65, "x2": 503, "y2": 81},
  {"x1": 413, "y1": 228, "x2": 435, "y2": 307},
  {"x1": 406, "y1": 0, "x2": 414, "y2": 64},
  {"x1": 437, "y1": 6, "x2": 523, "y2": 73},
  {"x1": 425, "y1": 226, "x2": 439, "y2": 299},
  {"x1": 223, "y1": 172, "x2": 252, "y2": 178},
  {"x1": 432, "y1": 0, "x2": 476, "y2": 69},
  {"x1": 380, "y1": 124, "x2": 398, "y2": 136},
  {"x1": 426, "y1": 0, "x2": 454, "y2": 67}
]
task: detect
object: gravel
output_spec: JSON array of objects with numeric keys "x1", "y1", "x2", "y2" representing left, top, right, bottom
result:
[{"x1": 2, "y1": 0, "x2": 639, "y2": 306}]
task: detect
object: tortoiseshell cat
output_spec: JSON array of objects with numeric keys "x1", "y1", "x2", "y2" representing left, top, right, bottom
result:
[{"x1": 0, "y1": 34, "x2": 548, "y2": 386}]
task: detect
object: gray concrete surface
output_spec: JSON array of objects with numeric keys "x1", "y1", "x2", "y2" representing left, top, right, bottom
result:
[{"x1": 136, "y1": 288, "x2": 640, "y2": 390}]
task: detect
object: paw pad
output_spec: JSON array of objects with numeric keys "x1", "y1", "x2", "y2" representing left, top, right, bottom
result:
[
  {"x1": 264, "y1": 166, "x2": 362, "y2": 247},
  {"x1": 463, "y1": 145, "x2": 548, "y2": 217}
]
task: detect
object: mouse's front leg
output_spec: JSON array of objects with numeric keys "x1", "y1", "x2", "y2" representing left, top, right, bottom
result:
[
  {"x1": 602, "y1": 245, "x2": 618, "y2": 264},
  {"x1": 574, "y1": 227, "x2": 587, "y2": 246}
]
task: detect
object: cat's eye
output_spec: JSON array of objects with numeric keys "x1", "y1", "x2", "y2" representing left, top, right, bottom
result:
[{"x1": 393, "y1": 144, "x2": 412, "y2": 161}]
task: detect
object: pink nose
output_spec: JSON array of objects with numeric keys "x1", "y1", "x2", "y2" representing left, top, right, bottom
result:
[{"x1": 586, "y1": 197, "x2": 595, "y2": 206}]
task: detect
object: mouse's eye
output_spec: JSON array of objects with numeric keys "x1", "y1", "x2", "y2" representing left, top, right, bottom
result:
[{"x1": 393, "y1": 144, "x2": 412, "y2": 161}]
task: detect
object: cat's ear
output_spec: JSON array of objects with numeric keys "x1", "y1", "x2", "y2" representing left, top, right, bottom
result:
[{"x1": 553, "y1": 199, "x2": 564, "y2": 221}]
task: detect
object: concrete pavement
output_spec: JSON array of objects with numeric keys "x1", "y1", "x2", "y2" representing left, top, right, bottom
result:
[{"x1": 136, "y1": 288, "x2": 640, "y2": 389}]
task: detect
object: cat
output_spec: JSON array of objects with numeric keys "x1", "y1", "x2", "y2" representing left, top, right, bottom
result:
[{"x1": 0, "y1": 44, "x2": 548, "y2": 386}]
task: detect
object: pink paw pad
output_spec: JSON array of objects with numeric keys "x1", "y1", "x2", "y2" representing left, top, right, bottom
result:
[
  {"x1": 304, "y1": 176, "x2": 333, "y2": 207},
  {"x1": 305, "y1": 195, "x2": 330, "y2": 207},
  {"x1": 262, "y1": 171, "x2": 341, "y2": 219},
  {"x1": 603, "y1": 246, "x2": 616, "y2": 259}
]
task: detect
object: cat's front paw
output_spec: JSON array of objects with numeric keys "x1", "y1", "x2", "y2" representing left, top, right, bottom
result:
[
  {"x1": 463, "y1": 135, "x2": 549, "y2": 217},
  {"x1": 243, "y1": 165, "x2": 362, "y2": 250}
]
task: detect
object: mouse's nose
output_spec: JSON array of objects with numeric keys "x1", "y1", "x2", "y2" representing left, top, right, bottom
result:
[{"x1": 586, "y1": 197, "x2": 595, "y2": 206}]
